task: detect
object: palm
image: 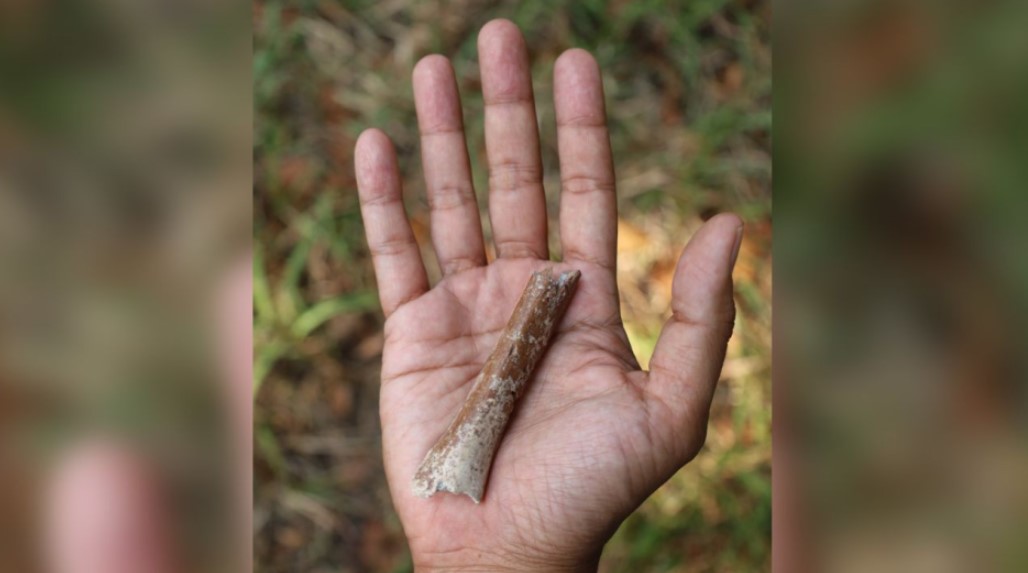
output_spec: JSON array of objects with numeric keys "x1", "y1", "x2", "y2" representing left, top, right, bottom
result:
[
  {"x1": 356, "y1": 19, "x2": 741, "y2": 571},
  {"x1": 381, "y1": 259, "x2": 648, "y2": 560}
]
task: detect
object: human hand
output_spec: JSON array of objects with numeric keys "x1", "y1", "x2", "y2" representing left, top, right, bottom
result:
[{"x1": 355, "y1": 19, "x2": 742, "y2": 573}]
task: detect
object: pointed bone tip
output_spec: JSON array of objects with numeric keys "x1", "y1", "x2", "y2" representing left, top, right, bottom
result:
[
  {"x1": 554, "y1": 269, "x2": 581, "y2": 290},
  {"x1": 559, "y1": 269, "x2": 582, "y2": 283}
]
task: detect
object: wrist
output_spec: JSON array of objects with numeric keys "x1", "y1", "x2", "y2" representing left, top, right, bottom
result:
[{"x1": 411, "y1": 546, "x2": 600, "y2": 573}]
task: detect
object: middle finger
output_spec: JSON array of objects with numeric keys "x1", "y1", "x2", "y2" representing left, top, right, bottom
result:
[{"x1": 478, "y1": 19, "x2": 548, "y2": 260}]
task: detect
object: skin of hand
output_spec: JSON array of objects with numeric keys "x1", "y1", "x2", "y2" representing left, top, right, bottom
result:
[{"x1": 355, "y1": 19, "x2": 743, "y2": 573}]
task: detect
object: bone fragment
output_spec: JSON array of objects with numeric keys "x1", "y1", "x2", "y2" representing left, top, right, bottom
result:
[{"x1": 411, "y1": 268, "x2": 581, "y2": 503}]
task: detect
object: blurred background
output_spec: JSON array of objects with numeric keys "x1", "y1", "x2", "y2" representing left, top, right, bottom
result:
[
  {"x1": 776, "y1": 0, "x2": 1028, "y2": 571},
  {"x1": 254, "y1": 0, "x2": 771, "y2": 571},
  {"x1": 0, "y1": 0, "x2": 250, "y2": 572}
]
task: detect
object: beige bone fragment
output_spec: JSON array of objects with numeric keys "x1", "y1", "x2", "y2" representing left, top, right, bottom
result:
[{"x1": 411, "y1": 268, "x2": 581, "y2": 503}]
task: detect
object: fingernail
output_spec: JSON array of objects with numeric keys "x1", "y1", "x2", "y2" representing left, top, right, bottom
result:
[{"x1": 729, "y1": 224, "x2": 744, "y2": 267}]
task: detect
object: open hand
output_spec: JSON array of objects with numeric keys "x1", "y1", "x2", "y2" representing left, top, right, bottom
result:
[{"x1": 355, "y1": 19, "x2": 742, "y2": 572}]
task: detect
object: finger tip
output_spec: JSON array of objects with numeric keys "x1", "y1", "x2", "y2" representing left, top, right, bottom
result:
[
  {"x1": 554, "y1": 49, "x2": 599, "y2": 90},
  {"x1": 412, "y1": 54, "x2": 452, "y2": 85},
  {"x1": 690, "y1": 213, "x2": 743, "y2": 254},
  {"x1": 708, "y1": 212, "x2": 744, "y2": 236},
  {"x1": 674, "y1": 212, "x2": 745, "y2": 284},
  {"x1": 477, "y1": 20, "x2": 531, "y2": 101},
  {"x1": 355, "y1": 127, "x2": 390, "y2": 152},
  {"x1": 354, "y1": 129, "x2": 395, "y2": 175},
  {"x1": 478, "y1": 18, "x2": 522, "y2": 51},
  {"x1": 412, "y1": 55, "x2": 462, "y2": 130},
  {"x1": 554, "y1": 49, "x2": 605, "y2": 120},
  {"x1": 555, "y1": 48, "x2": 598, "y2": 76}
]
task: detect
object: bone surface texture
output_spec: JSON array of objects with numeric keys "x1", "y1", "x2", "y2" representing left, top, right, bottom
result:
[{"x1": 411, "y1": 268, "x2": 581, "y2": 503}]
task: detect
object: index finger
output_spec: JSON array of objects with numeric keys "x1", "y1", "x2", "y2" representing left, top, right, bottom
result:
[{"x1": 355, "y1": 129, "x2": 430, "y2": 317}]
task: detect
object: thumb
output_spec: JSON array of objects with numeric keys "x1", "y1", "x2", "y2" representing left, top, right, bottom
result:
[{"x1": 646, "y1": 213, "x2": 742, "y2": 460}]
